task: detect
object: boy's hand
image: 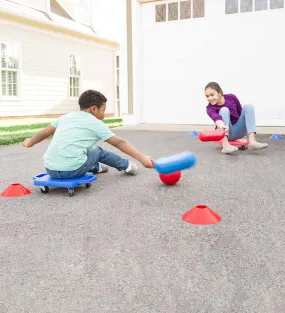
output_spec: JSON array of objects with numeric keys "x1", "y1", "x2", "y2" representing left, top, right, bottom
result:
[
  {"x1": 139, "y1": 155, "x2": 154, "y2": 168},
  {"x1": 22, "y1": 138, "x2": 32, "y2": 148},
  {"x1": 106, "y1": 136, "x2": 155, "y2": 168},
  {"x1": 22, "y1": 125, "x2": 56, "y2": 148}
]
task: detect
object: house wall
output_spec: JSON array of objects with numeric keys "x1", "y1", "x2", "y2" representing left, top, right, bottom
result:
[
  {"x1": 138, "y1": 0, "x2": 285, "y2": 126},
  {"x1": 0, "y1": 19, "x2": 116, "y2": 117},
  {"x1": 91, "y1": 0, "x2": 128, "y2": 117},
  {"x1": 11, "y1": 0, "x2": 47, "y2": 12}
]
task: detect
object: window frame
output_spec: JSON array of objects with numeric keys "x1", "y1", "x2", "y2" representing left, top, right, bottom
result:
[
  {"x1": 69, "y1": 53, "x2": 81, "y2": 100},
  {"x1": 0, "y1": 39, "x2": 21, "y2": 101},
  {"x1": 115, "y1": 53, "x2": 120, "y2": 116},
  {"x1": 225, "y1": 0, "x2": 284, "y2": 15},
  {"x1": 155, "y1": 0, "x2": 204, "y2": 23}
]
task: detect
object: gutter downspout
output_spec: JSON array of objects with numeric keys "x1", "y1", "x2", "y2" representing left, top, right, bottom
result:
[{"x1": 126, "y1": 0, "x2": 133, "y2": 115}]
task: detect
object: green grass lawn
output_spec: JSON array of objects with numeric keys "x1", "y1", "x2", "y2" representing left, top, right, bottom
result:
[{"x1": 0, "y1": 118, "x2": 123, "y2": 146}]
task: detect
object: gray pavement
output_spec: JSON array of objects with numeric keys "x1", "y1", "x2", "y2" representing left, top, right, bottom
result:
[{"x1": 0, "y1": 129, "x2": 285, "y2": 313}]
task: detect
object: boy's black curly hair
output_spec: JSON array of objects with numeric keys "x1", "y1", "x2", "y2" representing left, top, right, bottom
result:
[{"x1": 78, "y1": 90, "x2": 107, "y2": 110}]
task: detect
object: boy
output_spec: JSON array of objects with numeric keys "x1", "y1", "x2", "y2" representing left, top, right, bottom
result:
[{"x1": 22, "y1": 90, "x2": 154, "y2": 178}]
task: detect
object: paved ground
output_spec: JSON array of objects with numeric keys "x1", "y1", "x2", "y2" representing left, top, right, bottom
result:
[{"x1": 0, "y1": 129, "x2": 284, "y2": 313}]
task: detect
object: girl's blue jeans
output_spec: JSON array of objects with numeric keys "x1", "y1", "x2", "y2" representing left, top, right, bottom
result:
[
  {"x1": 219, "y1": 104, "x2": 256, "y2": 141},
  {"x1": 45, "y1": 146, "x2": 129, "y2": 179}
]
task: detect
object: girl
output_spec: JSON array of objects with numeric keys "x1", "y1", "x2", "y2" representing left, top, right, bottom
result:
[{"x1": 205, "y1": 82, "x2": 268, "y2": 154}]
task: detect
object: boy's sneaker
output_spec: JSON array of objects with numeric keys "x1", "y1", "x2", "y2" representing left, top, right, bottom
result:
[
  {"x1": 97, "y1": 163, "x2": 108, "y2": 173},
  {"x1": 125, "y1": 162, "x2": 139, "y2": 176}
]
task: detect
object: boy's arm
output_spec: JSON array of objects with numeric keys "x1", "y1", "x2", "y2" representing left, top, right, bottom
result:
[
  {"x1": 22, "y1": 125, "x2": 56, "y2": 148},
  {"x1": 106, "y1": 135, "x2": 154, "y2": 168}
]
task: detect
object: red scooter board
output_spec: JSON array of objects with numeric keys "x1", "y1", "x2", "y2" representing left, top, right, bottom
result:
[
  {"x1": 214, "y1": 140, "x2": 249, "y2": 149},
  {"x1": 199, "y1": 129, "x2": 248, "y2": 149},
  {"x1": 198, "y1": 129, "x2": 225, "y2": 142}
]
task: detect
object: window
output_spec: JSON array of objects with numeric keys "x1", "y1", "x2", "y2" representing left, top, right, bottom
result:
[
  {"x1": 193, "y1": 0, "x2": 204, "y2": 17},
  {"x1": 155, "y1": 0, "x2": 204, "y2": 22},
  {"x1": 69, "y1": 55, "x2": 80, "y2": 98},
  {"x1": 156, "y1": 4, "x2": 166, "y2": 22},
  {"x1": 168, "y1": 2, "x2": 179, "y2": 21},
  {"x1": 226, "y1": 0, "x2": 238, "y2": 14},
  {"x1": 180, "y1": 1, "x2": 191, "y2": 19},
  {"x1": 116, "y1": 55, "x2": 120, "y2": 116},
  {"x1": 226, "y1": 0, "x2": 284, "y2": 14},
  {"x1": 1, "y1": 41, "x2": 20, "y2": 98},
  {"x1": 271, "y1": 0, "x2": 284, "y2": 9},
  {"x1": 255, "y1": 0, "x2": 267, "y2": 10},
  {"x1": 240, "y1": 0, "x2": 253, "y2": 12}
]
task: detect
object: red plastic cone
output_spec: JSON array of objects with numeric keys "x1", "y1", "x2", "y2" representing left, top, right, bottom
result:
[
  {"x1": 182, "y1": 204, "x2": 221, "y2": 225},
  {"x1": 1, "y1": 184, "x2": 32, "y2": 197}
]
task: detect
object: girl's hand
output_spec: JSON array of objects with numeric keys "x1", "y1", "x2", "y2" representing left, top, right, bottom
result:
[
  {"x1": 223, "y1": 125, "x2": 229, "y2": 133},
  {"x1": 216, "y1": 120, "x2": 229, "y2": 133}
]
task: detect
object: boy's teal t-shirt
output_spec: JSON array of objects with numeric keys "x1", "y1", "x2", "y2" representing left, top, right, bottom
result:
[{"x1": 43, "y1": 111, "x2": 115, "y2": 171}]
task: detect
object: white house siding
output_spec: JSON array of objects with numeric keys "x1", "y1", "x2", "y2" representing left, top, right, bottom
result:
[
  {"x1": 0, "y1": 19, "x2": 116, "y2": 117},
  {"x1": 90, "y1": 0, "x2": 128, "y2": 117},
  {"x1": 139, "y1": 0, "x2": 285, "y2": 126},
  {"x1": 11, "y1": 0, "x2": 47, "y2": 12}
]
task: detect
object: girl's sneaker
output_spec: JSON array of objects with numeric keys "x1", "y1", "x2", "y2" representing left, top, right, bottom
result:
[
  {"x1": 248, "y1": 141, "x2": 268, "y2": 150},
  {"x1": 222, "y1": 145, "x2": 238, "y2": 154}
]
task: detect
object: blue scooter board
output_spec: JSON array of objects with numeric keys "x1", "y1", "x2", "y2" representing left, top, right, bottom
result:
[{"x1": 33, "y1": 173, "x2": 97, "y2": 197}]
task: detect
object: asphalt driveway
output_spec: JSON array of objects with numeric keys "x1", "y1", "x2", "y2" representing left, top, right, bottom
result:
[{"x1": 0, "y1": 129, "x2": 284, "y2": 313}]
